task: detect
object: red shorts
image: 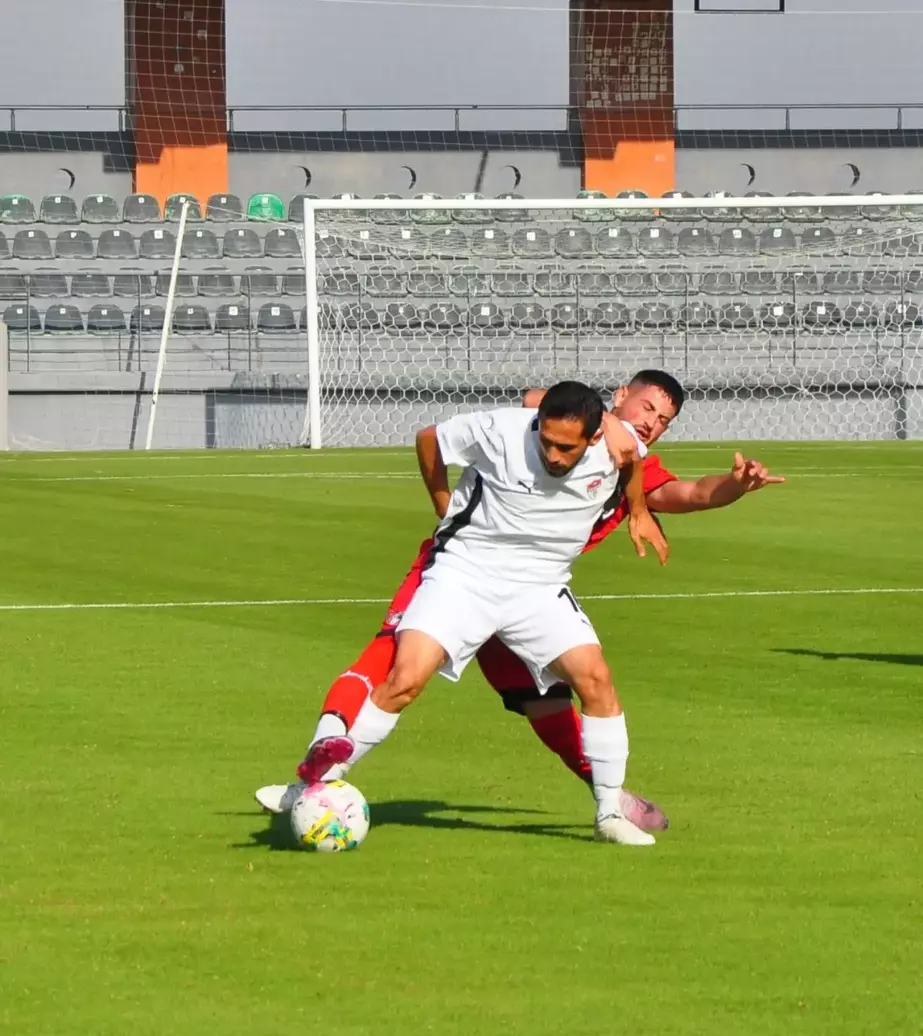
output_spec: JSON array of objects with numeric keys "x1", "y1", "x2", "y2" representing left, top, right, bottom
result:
[{"x1": 378, "y1": 539, "x2": 572, "y2": 714}]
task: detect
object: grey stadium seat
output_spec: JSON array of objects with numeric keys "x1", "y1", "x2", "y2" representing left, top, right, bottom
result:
[
  {"x1": 164, "y1": 194, "x2": 203, "y2": 222},
  {"x1": 717, "y1": 303, "x2": 757, "y2": 329},
  {"x1": 574, "y1": 190, "x2": 612, "y2": 224},
  {"x1": 760, "y1": 301, "x2": 797, "y2": 330},
  {"x1": 264, "y1": 227, "x2": 302, "y2": 259},
  {"x1": 337, "y1": 302, "x2": 382, "y2": 330},
  {"x1": 14, "y1": 229, "x2": 53, "y2": 260},
  {"x1": 576, "y1": 266, "x2": 614, "y2": 296},
  {"x1": 410, "y1": 194, "x2": 451, "y2": 226},
  {"x1": 493, "y1": 266, "x2": 532, "y2": 298},
  {"x1": 154, "y1": 271, "x2": 196, "y2": 297},
  {"x1": 140, "y1": 228, "x2": 177, "y2": 260},
  {"x1": 3, "y1": 303, "x2": 41, "y2": 330},
  {"x1": 637, "y1": 227, "x2": 675, "y2": 257},
  {"x1": 550, "y1": 303, "x2": 586, "y2": 332},
  {"x1": 113, "y1": 268, "x2": 154, "y2": 298},
  {"x1": 315, "y1": 230, "x2": 348, "y2": 260},
  {"x1": 784, "y1": 192, "x2": 821, "y2": 222},
  {"x1": 555, "y1": 227, "x2": 593, "y2": 258},
  {"x1": 424, "y1": 304, "x2": 466, "y2": 332},
  {"x1": 82, "y1": 194, "x2": 121, "y2": 223},
  {"x1": 98, "y1": 229, "x2": 137, "y2": 260},
  {"x1": 1, "y1": 195, "x2": 36, "y2": 223},
  {"x1": 493, "y1": 193, "x2": 529, "y2": 223},
  {"x1": 680, "y1": 302, "x2": 717, "y2": 330},
  {"x1": 257, "y1": 302, "x2": 297, "y2": 332},
  {"x1": 198, "y1": 266, "x2": 237, "y2": 297},
  {"x1": 509, "y1": 303, "x2": 548, "y2": 331},
  {"x1": 656, "y1": 268, "x2": 689, "y2": 295},
  {"x1": 0, "y1": 231, "x2": 8, "y2": 260},
  {"x1": 55, "y1": 229, "x2": 94, "y2": 259},
  {"x1": 383, "y1": 303, "x2": 423, "y2": 332},
  {"x1": 703, "y1": 191, "x2": 739, "y2": 222},
  {"x1": 534, "y1": 266, "x2": 574, "y2": 297},
  {"x1": 44, "y1": 304, "x2": 85, "y2": 333},
  {"x1": 742, "y1": 270, "x2": 779, "y2": 295},
  {"x1": 840, "y1": 225, "x2": 879, "y2": 256},
  {"x1": 743, "y1": 192, "x2": 779, "y2": 223},
  {"x1": 288, "y1": 194, "x2": 319, "y2": 222},
  {"x1": 448, "y1": 266, "x2": 490, "y2": 298},
  {"x1": 347, "y1": 227, "x2": 390, "y2": 262},
  {"x1": 883, "y1": 301, "x2": 923, "y2": 327},
  {"x1": 223, "y1": 228, "x2": 262, "y2": 259},
  {"x1": 511, "y1": 227, "x2": 553, "y2": 259},
  {"x1": 791, "y1": 271, "x2": 820, "y2": 295},
  {"x1": 130, "y1": 305, "x2": 166, "y2": 333},
  {"x1": 660, "y1": 190, "x2": 697, "y2": 221},
  {"x1": 677, "y1": 227, "x2": 715, "y2": 256},
  {"x1": 823, "y1": 270, "x2": 863, "y2": 294},
  {"x1": 282, "y1": 267, "x2": 306, "y2": 296},
  {"x1": 407, "y1": 267, "x2": 448, "y2": 297},
  {"x1": 323, "y1": 268, "x2": 359, "y2": 296},
  {"x1": 173, "y1": 304, "x2": 212, "y2": 333},
  {"x1": 588, "y1": 301, "x2": 631, "y2": 331},
  {"x1": 470, "y1": 228, "x2": 510, "y2": 259},
  {"x1": 861, "y1": 192, "x2": 891, "y2": 220},
  {"x1": 87, "y1": 303, "x2": 126, "y2": 334},
  {"x1": 215, "y1": 303, "x2": 250, "y2": 333},
  {"x1": 800, "y1": 226, "x2": 838, "y2": 255},
  {"x1": 468, "y1": 302, "x2": 508, "y2": 336},
  {"x1": 453, "y1": 193, "x2": 492, "y2": 226},
  {"x1": 841, "y1": 301, "x2": 879, "y2": 328},
  {"x1": 370, "y1": 194, "x2": 407, "y2": 226},
  {"x1": 123, "y1": 194, "x2": 162, "y2": 222},
  {"x1": 242, "y1": 266, "x2": 278, "y2": 295},
  {"x1": 882, "y1": 231, "x2": 923, "y2": 258},
  {"x1": 182, "y1": 228, "x2": 221, "y2": 260},
  {"x1": 635, "y1": 303, "x2": 676, "y2": 331},
  {"x1": 595, "y1": 226, "x2": 636, "y2": 258},
  {"x1": 801, "y1": 301, "x2": 842, "y2": 329},
  {"x1": 759, "y1": 226, "x2": 797, "y2": 253},
  {"x1": 614, "y1": 270, "x2": 656, "y2": 296},
  {"x1": 0, "y1": 273, "x2": 28, "y2": 306},
  {"x1": 718, "y1": 227, "x2": 757, "y2": 256},
  {"x1": 29, "y1": 268, "x2": 68, "y2": 297},
  {"x1": 206, "y1": 194, "x2": 244, "y2": 222},
  {"x1": 862, "y1": 269, "x2": 901, "y2": 294},
  {"x1": 365, "y1": 266, "x2": 406, "y2": 297},
  {"x1": 427, "y1": 227, "x2": 468, "y2": 260},
  {"x1": 71, "y1": 270, "x2": 111, "y2": 297},
  {"x1": 700, "y1": 270, "x2": 739, "y2": 295},
  {"x1": 40, "y1": 195, "x2": 79, "y2": 224}
]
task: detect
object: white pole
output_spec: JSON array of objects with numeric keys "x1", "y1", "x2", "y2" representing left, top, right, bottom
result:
[
  {"x1": 0, "y1": 321, "x2": 9, "y2": 451},
  {"x1": 145, "y1": 200, "x2": 189, "y2": 450},
  {"x1": 303, "y1": 197, "x2": 323, "y2": 449}
]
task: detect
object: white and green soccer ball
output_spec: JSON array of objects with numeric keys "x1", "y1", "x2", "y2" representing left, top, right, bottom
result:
[{"x1": 290, "y1": 780, "x2": 370, "y2": 852}]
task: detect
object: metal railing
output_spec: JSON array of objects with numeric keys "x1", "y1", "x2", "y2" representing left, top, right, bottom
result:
[{"x1": 1, "y1": 103, "x2": 923, "y2": 135}]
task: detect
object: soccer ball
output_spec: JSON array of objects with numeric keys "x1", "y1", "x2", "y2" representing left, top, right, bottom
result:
[{"x1": 290, "y1": 780, "x2": 370, "y2": 852}]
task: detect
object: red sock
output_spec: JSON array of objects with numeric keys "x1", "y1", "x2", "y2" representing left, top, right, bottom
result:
[
  {"x1": 529, "y1": 703, "x2": 593, "y2": 783},
  {"x1": 318, "y1": 635, "x2": 397, "y2": 731}
]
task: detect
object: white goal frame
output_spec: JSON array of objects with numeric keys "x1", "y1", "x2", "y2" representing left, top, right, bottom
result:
[{"x1": 301, "y1": 192, "x2": 923, "y2": 448}]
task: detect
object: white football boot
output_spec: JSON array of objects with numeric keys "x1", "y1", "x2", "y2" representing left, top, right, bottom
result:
[
  {"x1": 255, "y1": 782, "x2": 304, "y2": 814},
  {"x1": 595, "y1": 811, "x2": 657, "y2": 846}
]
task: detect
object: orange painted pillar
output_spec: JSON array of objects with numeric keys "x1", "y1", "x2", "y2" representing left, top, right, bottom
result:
[
  {"x1": 129, "y1": 0, "x2": 228, "y2": 205},
  {"x1": 575, "y1": 0, "x2": 674, "y2": 196}
]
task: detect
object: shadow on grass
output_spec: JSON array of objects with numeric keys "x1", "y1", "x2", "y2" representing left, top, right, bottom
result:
[
  {"x1": 229, "y1": 799, "x2": 590, "y2": 851},
  {"x1": 777, "y1": 648, "x2": 923, "y2": 667}
]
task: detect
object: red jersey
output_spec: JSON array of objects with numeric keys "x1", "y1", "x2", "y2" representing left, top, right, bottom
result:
[{"x1": 582, "y1": 453, "x2": 677, "y2": 552}]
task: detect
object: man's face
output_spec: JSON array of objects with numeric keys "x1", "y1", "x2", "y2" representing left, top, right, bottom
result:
[
  {"x1": 537, "y1": 416, "x2": 597, "y2": 478},
  {"x1": 612, "y1": 384, "x2": 678, "y2": 446}
]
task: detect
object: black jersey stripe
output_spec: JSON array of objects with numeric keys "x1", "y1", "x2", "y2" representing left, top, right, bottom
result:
[{"x1": 423, "y1": 473, "x2": 484, "y2": 571}]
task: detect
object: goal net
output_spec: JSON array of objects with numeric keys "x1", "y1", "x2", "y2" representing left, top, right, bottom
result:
[{"x1": 304, "y1": 194, "x2": 923, "y2": 447}]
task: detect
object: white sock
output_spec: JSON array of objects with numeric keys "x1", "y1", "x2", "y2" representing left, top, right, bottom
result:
[
  {"x1": 343, "y1": 697, "x2": 401, "y2": 768},
  {"x1": 309, "y1": 712, "x2": 348, "y2": 750},
  {"x1": 581, "y1": 713, "x2": 629, "y2": 820}
]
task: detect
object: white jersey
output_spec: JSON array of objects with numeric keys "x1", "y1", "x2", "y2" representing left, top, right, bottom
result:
[{"x1": 430, "y1": 407, "x2": 646, "y2": 587}]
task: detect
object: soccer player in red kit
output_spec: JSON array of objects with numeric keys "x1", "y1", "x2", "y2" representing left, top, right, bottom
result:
[{"x1": 255, "y1": 370, "x2": 784, "y2": 825}]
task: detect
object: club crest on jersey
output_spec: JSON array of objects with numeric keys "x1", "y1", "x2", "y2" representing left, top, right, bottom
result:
[
  {"x1": 586, "y1": 478, "x2": 603, "y2": 498},
  {"x1": 386, "y1": 610, "x2": 404, "y2": 628}
]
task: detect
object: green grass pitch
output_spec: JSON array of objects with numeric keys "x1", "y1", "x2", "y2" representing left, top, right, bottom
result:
[{"x1": 1, "y1": 442, "x2": 921, "y2": 1036}]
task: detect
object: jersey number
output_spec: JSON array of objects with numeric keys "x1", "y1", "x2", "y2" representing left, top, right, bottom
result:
[{"x1": 557, "y1": 587, "x2": 582, "y2": 613}]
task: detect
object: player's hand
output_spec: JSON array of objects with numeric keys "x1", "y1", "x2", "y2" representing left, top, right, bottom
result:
[
  {"x1": 601, "y1": 412, "x2": 639, "y2": 469},
  {"x1": 730, "y1": 452, "x2": 786, "y2": 494},
  {"x1": 629, "y1": 509, "x2": 669, "y2": 566}
]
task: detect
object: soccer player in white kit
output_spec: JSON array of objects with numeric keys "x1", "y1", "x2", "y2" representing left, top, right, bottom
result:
[{"x1": 301, "y1": 380, "x2": 670, "y2": 846}]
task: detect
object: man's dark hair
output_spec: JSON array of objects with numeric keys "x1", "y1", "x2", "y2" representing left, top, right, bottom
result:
[
  {"x1": 629, "y1": 369, "x2": 685, "y2": 414},
  {"x1": 537, "y1": 380, "x2": 605, "y2": 438}
]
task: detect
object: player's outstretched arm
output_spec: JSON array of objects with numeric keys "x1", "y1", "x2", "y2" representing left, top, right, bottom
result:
[
  {"x1": 622, "y1": 459, "x2": 669, "y2": 565},
  {"x1": 645, "y1": 452, "x2": 785, "y2": 514},
  {"x1": 415, "y1": 425, "x2": 452, "y2": 520}
]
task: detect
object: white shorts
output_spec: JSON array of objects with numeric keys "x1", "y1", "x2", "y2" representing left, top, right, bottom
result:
[{"x1": 395, "y1": 566, "x2": 600, "y2": 693}]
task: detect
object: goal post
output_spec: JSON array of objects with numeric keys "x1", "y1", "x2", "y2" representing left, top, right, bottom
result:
[
  {"x1": 301, "y1": 192, "x2": 923, "y2": 447},
  {"x1": 0, "y1": 321, "x2": 9, "y2": 452}
]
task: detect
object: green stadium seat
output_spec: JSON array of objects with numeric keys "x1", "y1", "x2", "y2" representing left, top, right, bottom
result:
[
  {"x1": 82, "y1": 194, "x2": 120, "y2": 223},
  {"x1": 574, "y1": 189, "x2": 613, "y2": 223},
  {"x1": 247, "y1": 193, "x2": 285, "y2": 221}
]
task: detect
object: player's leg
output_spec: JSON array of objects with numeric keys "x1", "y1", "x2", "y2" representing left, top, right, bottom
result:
[{"x1": 498, "y1": 586, "x2": 654, "y2": 846}]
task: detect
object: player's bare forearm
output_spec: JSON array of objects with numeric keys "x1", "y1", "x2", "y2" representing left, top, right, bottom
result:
[
  {"x1": 625, "y1": 460, "x2": 669, "y2": 564},
  {"x1": 646, "y1": 453, "x2": 784, "y2": 514},
  {"x1": 646, "y1": 475, "x2": 744, "y2": 514},
  {"x1": 621, "y1": 456, "x2": 648, "y2": 516},
  {"x1": 415, "y1": 426, "x2": 451, "y2": 519}
]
